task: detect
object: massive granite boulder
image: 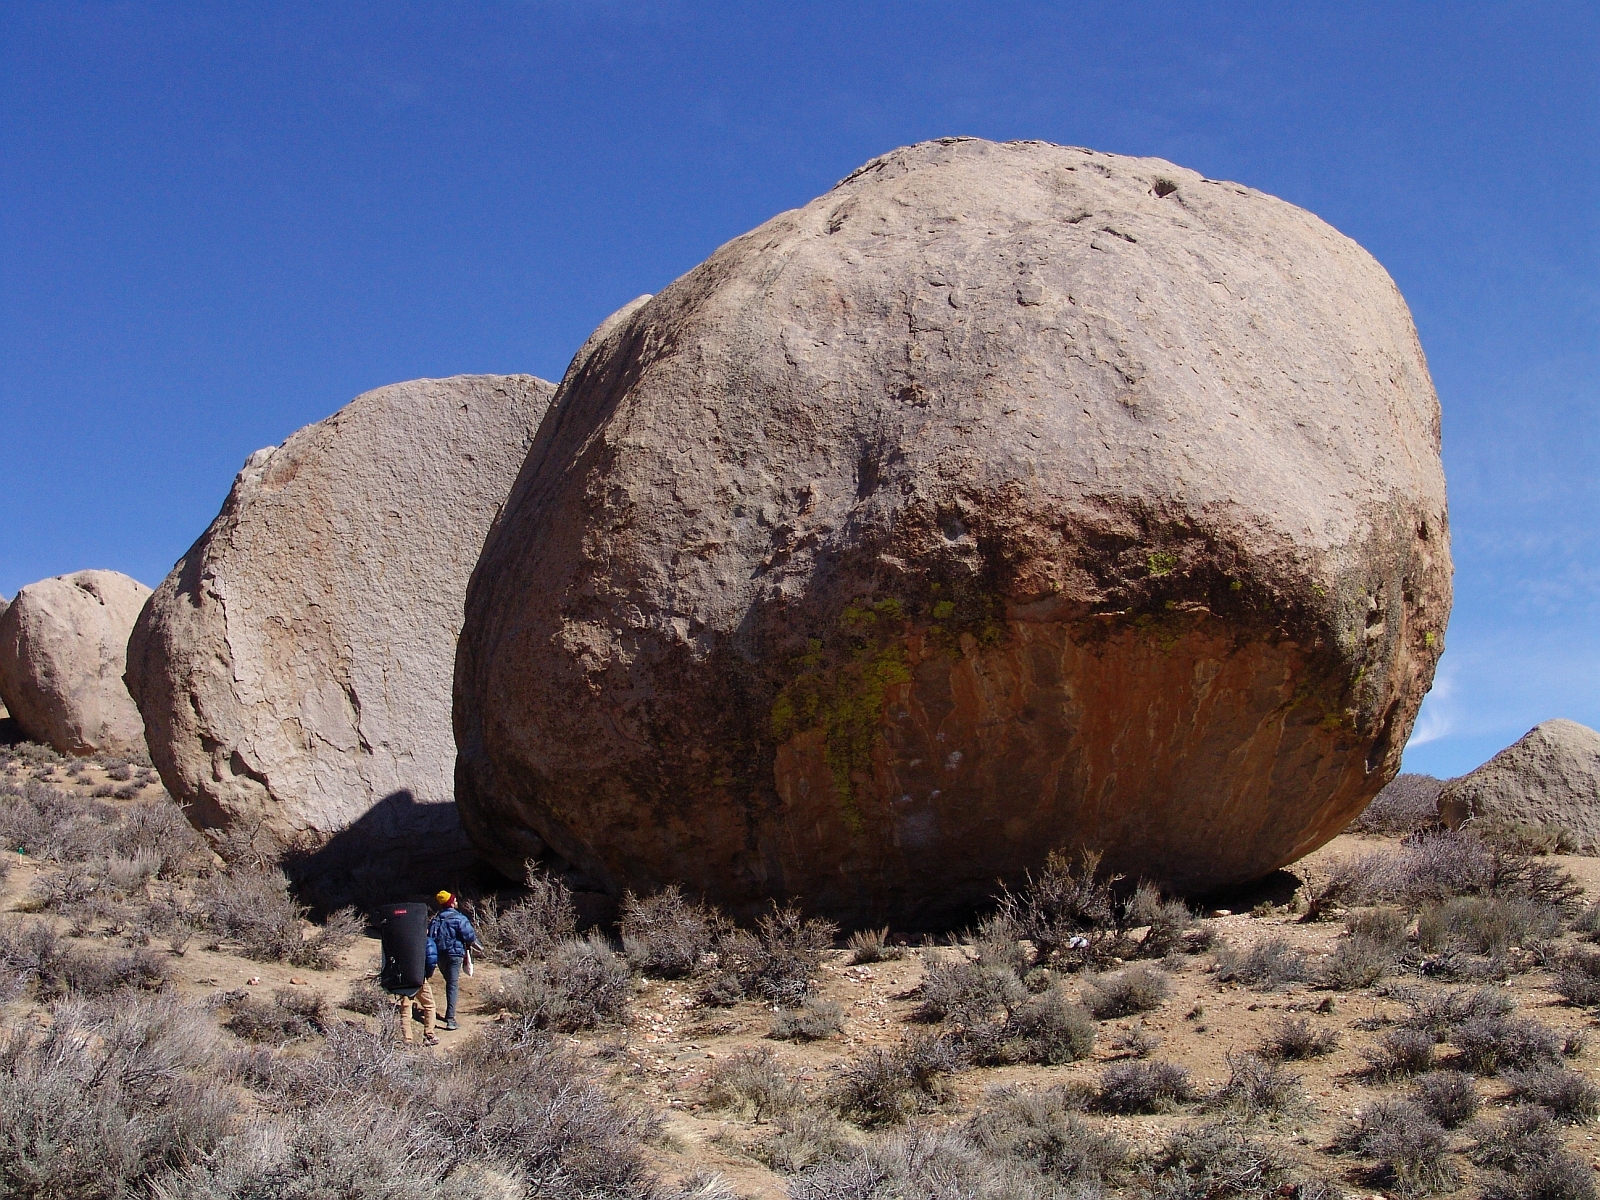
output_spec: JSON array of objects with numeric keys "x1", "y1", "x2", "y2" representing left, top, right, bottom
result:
[
  {"x1": 1438, "y1": 720, "x2": 1600, "y2": 852},
  {"x1": 128, "y1": 375, "x2": 554, "y2": 898},
  {"x1": 0, "y1": 570, "x2": 151, "y2": 756},
  {"x1": 454, "y1": 138, "x2": 1451, "y2": 926}
]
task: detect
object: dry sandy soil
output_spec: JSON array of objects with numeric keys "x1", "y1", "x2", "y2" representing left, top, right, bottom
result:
[{"x1": 3, "y1": 742, "x2": 1600, "y2": 1199}]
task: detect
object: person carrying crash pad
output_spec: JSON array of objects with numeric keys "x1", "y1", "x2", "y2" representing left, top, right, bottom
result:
[
  {"x1": 430, "y1": 890, "x2": 484, "y2": 1031},
  {"x1": 376, "y1": 899, "x2": 439, "y2": 1046}
]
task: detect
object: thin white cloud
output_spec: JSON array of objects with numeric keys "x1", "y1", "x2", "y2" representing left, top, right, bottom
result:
[{"x1": 1406, "y1": 660, "x2": 1457, "y2": 747}]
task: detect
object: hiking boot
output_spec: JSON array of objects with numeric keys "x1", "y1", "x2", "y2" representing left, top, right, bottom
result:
[
  {"x1": 423, "y1": 1033, "x2": 440, "y2": 1046},
  {"x1": 444, "y1": 1019, "x2": 460, "y2": 1031}
]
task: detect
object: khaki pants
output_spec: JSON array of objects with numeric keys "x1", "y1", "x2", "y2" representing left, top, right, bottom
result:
[{"x1": 400, "y1": 978, "x2": 437, "y2": 1042}]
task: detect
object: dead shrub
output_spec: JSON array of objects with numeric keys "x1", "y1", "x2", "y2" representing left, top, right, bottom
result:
[
  {"x1": 465, "y1": 868, "x2": 576, "y2": 966},
  {"x1": 1144, "y1": 1121, "x2": 1324, "y2": 1200},
  {"x1": 993, "y1": 847, "x2": 1126, "y2": 969},
  {"x1": 1110, "y1": 1020, "x2": 1161, "y2": 1057},
  {"x1": 787, "y1": 1128, "x2": 1042, "y2": 1200},
  {"x1": 1478, "y1": 818, "x2": 1577, "y2": 856},
  {"x1": 1503, "y1": 1065, "x2": 1600, "y2": 1122},
  {"x1": 1364, "y1": 1028, "x2": 1437, "y2": 1078},
  {"x1": 192, "y1": 866, "x2": 359, "y2": 969},
  {"x1": 1096, "y1": 1060, "x2": 1193, "y2": 1114},
  {"x1": 834, "y1": 1032, "x2": 965, "y2": 1126},
  {"x1": 770, "y1": 998, "x2": 845, "y2": 1042},
  {"x1": 1256, "y1": 1015, "x2": 1338, "y2": 1061},
  {"x1": 0, "y1": 994, "x2": 235, "y2": 1200},
  {"x1": 1351, "y1": 774, "x2": 1443, "y2": 835},
  {"x1": 707, "y1": 1045, "x2": 805, "y2": 1118},
  {"x1": 1571, "y1": 902, "x2": 1600, "y2": 941},
  {"x1": 1080, "y1": 963, "x2": 1170, "y2": 1018},
  {"x1": 223, "y1": 988, "x2": 329, "y2": 1043},
  {"x1": 964, "y1": 1085, "x2": 1127, "y2": 1186},
  {"x1": 0, "y1": 919, "x2": 167, "y2": 998},
  {"x1": 1552, "y1": 948, "x2": 1600, "y2": 1007},
  {"x1": 1382, "y1": 830, "x2": 1501, "y2": 907},
  {"x1": 1320, "y1": 933, "x2": 1395, "y2": 990},
  {"x1": 1417, "y1": 895, "x2": 1563, "y2": 957},
  {"x1": 479, "y1": 934, "x2": 630, "y2": 1031},
  {"x1": 1338, "y1": 1098, "x2": 1456, "y2": 1195},
  {"x1": 716, "y1": 905, "x2": 838, "y2": 1005},
  {"x1": 916, "y1": 958, "x2": 1025, "y2": 1025},
  {"x1": 1408, "y1": 1070, "x2": 1480, "y2": 1128},
  {"x1": 620, "y1": 884, "x2": 727, "y2": 978},
  {"x1": 0, "y1": 781, "x2": 117, "y2": 862},
  {"x1": 1298, "y1": 850, "x2": 1393, "y2": 922},
  {"x1": 971, "y1": 911, "x2": 1031, "y2": 975},
  {"x1": 1207, "y1": 1052, "x2": 1304, "y2": 1119},
  {"x1": 1347, "y1": 906, "x2": 1410, "y2": 948},
  {"x1": 254, "y1": 1013, "x2": 660, "y2": 1199},
  {"x1": 1449, "y1": 1014, "x2": 1565, "y2": 1074},
  {"x1": 1212, "y1": 937, "x2": 1308, "y2": 990},
  {"x1": 1481, "y1": 1155, "x2": 1598, "y2": 1200},
  {"x1": 1471, "y1": 1106, "x2": 1600, "y2": 1200},
  {"x1": 1125, "y1": 881, "x2": 1194, "y2": 957},
  {"x1": 340, "y1": 975, "x2": 389, "y2": 1016},
  {"x1": 748, "y1": 1107, "x2": 851, "y2": 1173},
  {"x1": 982, "y1": 986, "x2": 1097, "y2": 1066},
  {"x1": 1394, "y1": 984, "x2": 1515, "y2": 1039}
]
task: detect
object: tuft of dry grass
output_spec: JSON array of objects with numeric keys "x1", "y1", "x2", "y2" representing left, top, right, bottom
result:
[
  {"x1": 846, "y1": 925, "x2": 906, "y2": 964},
  {"x1": 1256, "y1": 1015, "x2": 1338, "y2": 1061},
  {"x1": 769, "y1": 998, "x2": 845, "y2": 1042},
  {"x1": 1212, "y1": 937, "x2": 1308, "y2": 990},
  {"x1": 1081, "y1": 964, "x2": 1170, "y2": 1018}
]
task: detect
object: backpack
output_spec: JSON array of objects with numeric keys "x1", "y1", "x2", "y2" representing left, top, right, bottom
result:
[{"x1": 426, "y1": 934, "x2": 438, "y2": 974}]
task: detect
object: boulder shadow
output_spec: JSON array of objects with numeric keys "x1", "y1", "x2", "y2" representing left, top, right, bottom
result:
[{"x1": 284, "y1": 789, "x2": 502, "y2": 912}]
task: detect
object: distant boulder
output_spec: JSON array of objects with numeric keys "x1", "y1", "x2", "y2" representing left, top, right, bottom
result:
[
  {"x1": 127, "y1": 374, "x2": 554, "y2": 900},
  {"x1": 1437, "y1": 720, "x2": 1600, "y2": 852},
  {"x1": 0, "y1": 570, "x2": 151, "y2": 756},
  {"x1": 454, "y1": 138, "x2": 1451, "y2": 926}
]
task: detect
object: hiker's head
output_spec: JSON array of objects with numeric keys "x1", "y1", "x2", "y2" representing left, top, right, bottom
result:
[{"x1": 435, "y1": 890, "x2": 456, "y2": 909}]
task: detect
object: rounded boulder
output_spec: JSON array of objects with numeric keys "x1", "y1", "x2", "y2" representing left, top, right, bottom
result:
[
  {"x1": 127, "y1": 374, "x2": 554, "y2": 896},
  {"x1": 0, "y1": 570, "x2": 152, "y2": 756},
  {"x1": 454, "y1": 139, "x2": 1451, "y2": 926},
  {"x1": 1438, "y1": 720, "x2": 1600, "y2": 851}
]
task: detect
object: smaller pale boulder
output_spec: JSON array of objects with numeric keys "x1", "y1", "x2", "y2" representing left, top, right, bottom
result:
[
  {"x1": 1437, "y1": 719, "x2": 1600, "y2": 852},
  {"x1": 0, "y1": 571, "x2": 152, "y2": 756}
]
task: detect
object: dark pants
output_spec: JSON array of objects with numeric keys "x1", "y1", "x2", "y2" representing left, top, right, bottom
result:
[{"x1": 440, "y1": 954, "x2": 464, "y2": 1021}]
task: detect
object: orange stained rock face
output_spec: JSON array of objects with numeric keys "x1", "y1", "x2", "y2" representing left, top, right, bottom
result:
[{"x1": 766, "y1": 614, "x2": 1392, "y2": 925}]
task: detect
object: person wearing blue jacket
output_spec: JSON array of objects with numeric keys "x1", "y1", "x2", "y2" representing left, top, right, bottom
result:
[{"x1": 430, "y1": 890, "x2": 483, "y2": 1030}]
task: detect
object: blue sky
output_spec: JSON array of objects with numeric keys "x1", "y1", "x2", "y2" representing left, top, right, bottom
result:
[{"x1": 1, "y1": 3, "x2": 1594, "y2": 779}]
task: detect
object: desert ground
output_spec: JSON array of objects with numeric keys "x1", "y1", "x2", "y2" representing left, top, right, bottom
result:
[{"x1": 3, "y1": 735, "x2": 1598, "y2": 1200}]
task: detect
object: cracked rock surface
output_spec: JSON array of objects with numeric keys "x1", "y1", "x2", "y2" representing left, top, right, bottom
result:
[
  {"x1": 454, "y1": 138, "x2": 1451, "y2": 925},
  {"x1": 0, "y1": 570, "x2": 151, "y2": 756},
  {"x1": 128, "y1": 374, "x2": 553, "y2": 898}
]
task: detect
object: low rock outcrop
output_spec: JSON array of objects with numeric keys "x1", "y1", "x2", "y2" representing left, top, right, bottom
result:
[
  {"x1": 1437, "y1": 720, "x2": 1600, "y2": 852},
  {"x1": 0, "y1": 571, "x2": 151, "y2": 755},
  {"x1": 454, "y1": 139, "x2": 1451, "y2": 925},
  {"x1": 127, "y1": 374, "x2": 554, "y2": 900}
]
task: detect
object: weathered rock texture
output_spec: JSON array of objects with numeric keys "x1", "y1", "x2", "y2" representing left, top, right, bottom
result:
[
  {"x1": 0, "y1": 571, "x2": 152, "y2": 755},
  {"x1": 1438, "y1": 720, "x2": 1600, "y2": 852},
  {"x1": 128, "y1": 375, "x2": 554, "y2": 899},
  {"x1": 455, "y1": 139, "x2": 1452, "y2": 926}
]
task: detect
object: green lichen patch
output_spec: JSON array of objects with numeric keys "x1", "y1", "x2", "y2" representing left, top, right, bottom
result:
[{"x1": 770, "y1": 641, "x2": 912, "y2": 833}]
